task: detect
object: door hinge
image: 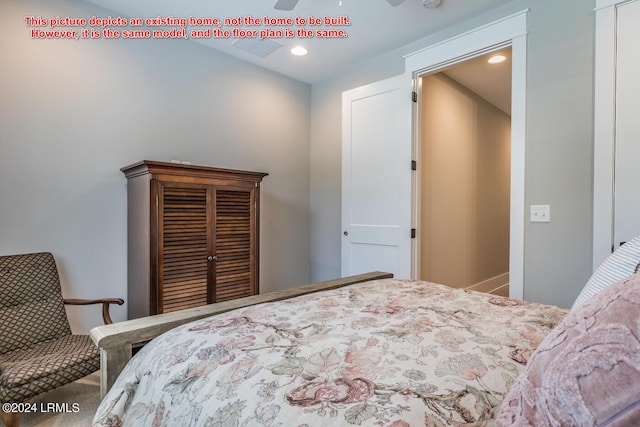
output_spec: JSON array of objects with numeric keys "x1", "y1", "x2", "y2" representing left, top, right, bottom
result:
[
  {"x1": 411, "y1": 228, "x2": 416, "y2": 239},
  {"x1": 412, "y1": 91, "x2": 417, "y2": 103},
  {"x1": 411, "y1": 160, "x2": 417, "y2": 171}
]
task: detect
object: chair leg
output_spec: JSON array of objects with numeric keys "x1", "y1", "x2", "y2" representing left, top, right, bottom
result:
[{"x1": 2, "y1": 410, "x2": 22, "y2": 427}]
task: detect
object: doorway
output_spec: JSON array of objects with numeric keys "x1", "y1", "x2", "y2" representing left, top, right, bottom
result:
[
  {"x1": 417, "y1": 48, "x2": 512, "y2": 296},
  {"x1": 341, "y1": 10, "x2": 527, "y2": 298}
]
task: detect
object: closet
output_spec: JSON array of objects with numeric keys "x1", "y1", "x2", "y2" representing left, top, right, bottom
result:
[
  {"x1": 121, "y1": 160, "x2": 267, "y2": 319},
  {"x1": 593, "y1": 0, "x2": 640, "y2": 267}
]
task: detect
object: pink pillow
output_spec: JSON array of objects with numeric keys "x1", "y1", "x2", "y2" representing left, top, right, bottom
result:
[{"x1": 497, "y1": 273, "x2": 640, "y2": 426}]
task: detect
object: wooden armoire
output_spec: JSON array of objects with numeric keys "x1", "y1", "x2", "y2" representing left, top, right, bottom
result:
[{"x1": 121, "y1": 160, "x2": 268, "y2": 319}]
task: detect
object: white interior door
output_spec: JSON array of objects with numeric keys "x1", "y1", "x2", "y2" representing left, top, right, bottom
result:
[
  {"x1": 614, "y1": 0, "x2": 640, "y2": 248},
  {"x1": 341, "y1": 74, "x2": 412, "y2": 278}
]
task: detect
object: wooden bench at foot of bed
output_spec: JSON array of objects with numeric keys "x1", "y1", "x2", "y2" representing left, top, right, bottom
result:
[{"x1": 90, "y1": 271, "x2": 393, "y2": 397}]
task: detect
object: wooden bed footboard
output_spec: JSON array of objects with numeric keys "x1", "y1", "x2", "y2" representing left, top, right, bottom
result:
[{"x1": 90, "y1": 271, "x2": 393, "y2": 397}]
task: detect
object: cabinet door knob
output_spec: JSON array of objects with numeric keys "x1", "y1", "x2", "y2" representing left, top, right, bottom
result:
[{"x1": 207, "y1": 255, "x2": 218, "y2": 261}]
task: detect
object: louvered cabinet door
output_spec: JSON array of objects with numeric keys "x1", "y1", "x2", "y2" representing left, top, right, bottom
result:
[
  {"x1": 122, "y1": 160, "x2": 266, "y2": 319},
  {"x1": 213, "y1": 188, "x2": 256, "y2": 302},
  {"x1": 157, "y1": 183, "x2": 211, "y2": 313}
]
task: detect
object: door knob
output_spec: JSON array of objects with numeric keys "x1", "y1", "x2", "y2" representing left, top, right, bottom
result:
[
  {"x1": 343, "y1": 231, "x2": 349, "y2": 236},
  {"x1": 207, "y1": 255, "x2": 218, "y2": 261}
]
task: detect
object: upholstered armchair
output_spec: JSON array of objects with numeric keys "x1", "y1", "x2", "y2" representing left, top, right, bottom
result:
[{"x1": 0, "y1": 252, "x2": 124, "y2": 427}]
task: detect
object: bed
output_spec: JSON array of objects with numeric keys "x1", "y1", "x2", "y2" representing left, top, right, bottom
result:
[{"x1": 91, "y1": 272, "x2": 569, "y2": 426}]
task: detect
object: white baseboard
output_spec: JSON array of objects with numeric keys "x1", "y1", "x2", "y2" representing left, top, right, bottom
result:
[{"x1": 466, "y1": 272, "x2": 510, "y2": 293}]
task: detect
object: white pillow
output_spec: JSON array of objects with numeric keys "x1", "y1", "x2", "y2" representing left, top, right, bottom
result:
[{"x1": 571, "y1": 235, "x2": 640, "y2": 310}]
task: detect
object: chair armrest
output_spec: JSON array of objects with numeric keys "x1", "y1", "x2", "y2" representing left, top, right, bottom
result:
[{"x1": 64, "y1": 298, "x2": 125, "y2": 325}]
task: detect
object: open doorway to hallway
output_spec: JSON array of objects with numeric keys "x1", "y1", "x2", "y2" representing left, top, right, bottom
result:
[{"x1": 418, "y1": 47, "x2": 512, "y2": 297}]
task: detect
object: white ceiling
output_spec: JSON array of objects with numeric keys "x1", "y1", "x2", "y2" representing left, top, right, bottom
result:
[
  {"x1": 83, "y1": 0, "x2": 516, "y2": 84},
  {"x1": 443, "y1": 47, "x2": 512, "y2": 115}
]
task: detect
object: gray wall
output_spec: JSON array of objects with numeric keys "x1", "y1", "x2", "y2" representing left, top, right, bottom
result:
[
  {"x1": 309, "y1": 0, "x2": 594, "y2": 308},
  {"x1": 0, "y1": 0, "x2": 311, "y2": 333},
  {"x1": 0, "y1": 0, "x2": 596, "y2": 333}
]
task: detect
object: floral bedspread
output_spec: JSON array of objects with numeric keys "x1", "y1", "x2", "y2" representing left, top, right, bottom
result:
[{"x1": 93, "y1": 279, "x2": 567, "y2": 426}]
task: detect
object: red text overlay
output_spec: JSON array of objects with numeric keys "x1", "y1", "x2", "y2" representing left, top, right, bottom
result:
[{"x1": 24, "y1": 15, "x2": 351, "y2": 40}]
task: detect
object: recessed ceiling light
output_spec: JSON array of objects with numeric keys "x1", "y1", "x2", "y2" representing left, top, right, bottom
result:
[
  {"x1": 290, "y1": 46, "x2": 308, "y2": 56},
  {"x1": 488, "y1": 54, "x2": 507, "y2": 64}
]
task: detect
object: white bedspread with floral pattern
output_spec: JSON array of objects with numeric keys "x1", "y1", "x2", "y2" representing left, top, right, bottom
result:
[{"x1": 93, "y1": 278, "x2": 567, "y2": 426}]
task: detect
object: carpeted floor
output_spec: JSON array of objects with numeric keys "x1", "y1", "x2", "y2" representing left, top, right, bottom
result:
[{"x1": 2, "y1": 372, "x2": 101, "y2": 427}]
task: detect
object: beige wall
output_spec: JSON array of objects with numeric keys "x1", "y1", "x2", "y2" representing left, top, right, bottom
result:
[{"x1": 419, "y1": 74, "x2": 510, "y2": 288}]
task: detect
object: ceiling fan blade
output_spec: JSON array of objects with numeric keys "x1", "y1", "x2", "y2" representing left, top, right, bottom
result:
[
  {"x1": 386, "y1": 0, "x2": 407, "y2": 6},
  {"x1": 274, "y1": 0, "x2": 299, "y2": 10}
]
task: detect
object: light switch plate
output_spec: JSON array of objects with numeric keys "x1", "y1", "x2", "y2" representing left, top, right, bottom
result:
[{"x1": 530, "y1": 205, "x2": 551, "y2": 223}]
